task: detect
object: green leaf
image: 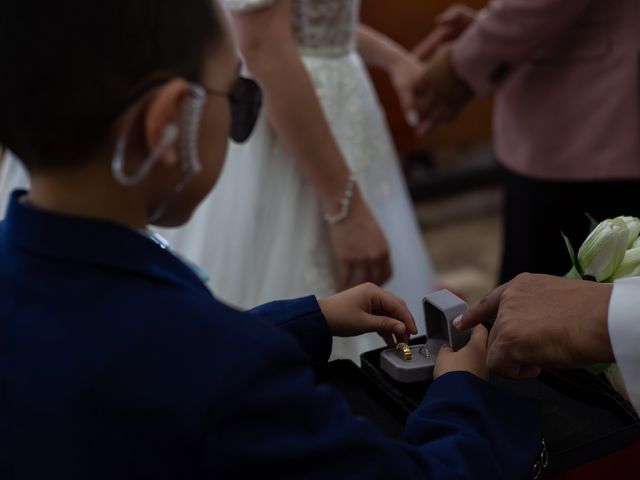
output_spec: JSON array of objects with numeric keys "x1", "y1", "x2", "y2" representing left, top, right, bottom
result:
[
  {"x1": 562, "y1": 232, "x2": 583, "y2": 277},
  {"x1": 565, "y1": 266, "x2": 582, "y2": 279},
  {"x1": 585, "y1": 212, "x2": 599, "y2": 233},
  {"x1": 584, "y1": 363, "x2": 611, "y2": 376}
]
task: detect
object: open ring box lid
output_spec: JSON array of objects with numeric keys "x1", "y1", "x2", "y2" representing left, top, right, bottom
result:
[{"x1": 380, "y1": 290, "x2": 471, "y2": 383}]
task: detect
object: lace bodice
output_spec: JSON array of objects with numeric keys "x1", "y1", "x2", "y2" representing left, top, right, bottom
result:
[{"x1": 225, "y1": 0, "x2": 359, "y2": 57}]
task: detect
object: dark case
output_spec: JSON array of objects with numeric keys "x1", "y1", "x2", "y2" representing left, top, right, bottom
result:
[{"x1": 316, "y1": 343, "x2": 640, "y2": 476}]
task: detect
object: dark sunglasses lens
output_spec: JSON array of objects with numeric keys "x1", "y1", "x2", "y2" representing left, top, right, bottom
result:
[{"x1": 230, "y1": 77, "x2": 262, "y2": 143}]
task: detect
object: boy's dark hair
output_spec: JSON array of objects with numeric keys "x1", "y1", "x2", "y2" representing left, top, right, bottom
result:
[{"x1": 0, "y1": 1, "x2": 222, "y2": 169}]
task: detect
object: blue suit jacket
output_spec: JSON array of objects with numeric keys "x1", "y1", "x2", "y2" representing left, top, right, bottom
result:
[{"x1": 0, "y1": 191, "x2": 540, "y2": 479}]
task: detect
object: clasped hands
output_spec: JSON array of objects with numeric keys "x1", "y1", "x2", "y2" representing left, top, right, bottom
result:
[{"x1": 391, "y1": 4, "x2": 476, "y2": 135}]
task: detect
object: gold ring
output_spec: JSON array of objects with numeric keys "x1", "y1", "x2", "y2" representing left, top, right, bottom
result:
[{"x1": 396, "y1": 342, "x2": 412, "y2": 362}]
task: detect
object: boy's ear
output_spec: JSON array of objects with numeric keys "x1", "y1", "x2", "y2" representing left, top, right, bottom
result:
[{"x1": 143, "y1": 79, "x2": 190, "y2": 168}]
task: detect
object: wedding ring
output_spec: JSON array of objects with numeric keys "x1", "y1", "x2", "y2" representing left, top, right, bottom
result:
[
  {"x1": 396, "y1": 342, "x2": 412, "y2": 362},
  {"x1": 419, "y1": 346, "x2": 432, "y2": 360}
]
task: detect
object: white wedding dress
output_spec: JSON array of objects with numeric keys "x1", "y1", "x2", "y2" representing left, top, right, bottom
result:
[{"x1": 160, "y1": 0, "x2": 437, "y2": 360}]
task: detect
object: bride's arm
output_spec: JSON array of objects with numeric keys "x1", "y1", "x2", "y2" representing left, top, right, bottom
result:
[
  {"x1": 357, "y1": 24, "x2": 424, "y2": 125},
  {"x1": 229, "y1": 1, "x2": 392, "y2": 288}
]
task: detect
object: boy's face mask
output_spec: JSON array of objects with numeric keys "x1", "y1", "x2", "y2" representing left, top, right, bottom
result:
[{"x1": 110, "y1": 77, "x2": 262, "y2": 223}]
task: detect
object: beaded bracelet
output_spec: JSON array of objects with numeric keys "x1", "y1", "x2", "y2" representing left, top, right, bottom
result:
[{"x1": 323, "y1": 174, "x2": 356, "y2": 225}]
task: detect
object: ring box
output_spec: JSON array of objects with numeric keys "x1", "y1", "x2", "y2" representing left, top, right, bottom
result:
[{"x1": 380, "y1": 290, "x2": 471, "y2": 383}]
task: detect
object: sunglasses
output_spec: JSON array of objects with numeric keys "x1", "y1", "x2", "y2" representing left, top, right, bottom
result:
[
  {"x1": 109, "y1": 75, "x2": 262, "y2": 144},
  {"x1": 203, "y1": 77, "x2": 262, "y2": 143}
]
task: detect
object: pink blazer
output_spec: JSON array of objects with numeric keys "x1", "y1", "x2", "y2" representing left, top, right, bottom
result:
[{"x1": 452, "y1": 0, "x2": 640, "y2": 181}]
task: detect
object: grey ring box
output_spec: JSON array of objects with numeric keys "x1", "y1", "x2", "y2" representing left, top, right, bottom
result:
[{"x1": 380, "y1": 290, "x2": 471, "y2": 383}]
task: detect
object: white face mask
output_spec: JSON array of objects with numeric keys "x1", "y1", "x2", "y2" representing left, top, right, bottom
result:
[{"x1": 111, "y1": 83, "x2": 207, "y2": 223}]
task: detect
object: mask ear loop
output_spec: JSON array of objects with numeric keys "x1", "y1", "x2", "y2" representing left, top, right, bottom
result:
[
  {"x1": 111, "y1": 117, "x2": 169, "y2": 188},
  {"x1": 111, "y1": 84, "x2": 206, "y2": 188},
  {"x1": 148, "y1": 84, "x2": 207, "y2": 223}
]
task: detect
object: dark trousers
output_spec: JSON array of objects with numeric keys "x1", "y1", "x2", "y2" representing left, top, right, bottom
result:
[{"x1": 500, "y1": 167, "x2": 640, "y2": 284}]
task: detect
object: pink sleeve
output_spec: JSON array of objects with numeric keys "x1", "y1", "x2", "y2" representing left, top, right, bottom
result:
[{"x1": 452, "y1": 0, "x2": 594, "y2": 96}]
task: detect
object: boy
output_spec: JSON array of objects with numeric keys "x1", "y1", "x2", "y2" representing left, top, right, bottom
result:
[{"x1": 0, "y1": 1, "x2": 540, "y2": 478}]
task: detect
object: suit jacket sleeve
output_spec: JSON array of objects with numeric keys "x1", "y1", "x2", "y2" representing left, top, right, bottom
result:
[
  {"x1": 247, "y1": 296, "x2": 333, "y2": 364},
  {"x1": 609, "y1": 278, "x2": 640, "y2": 414},
  {"x1": 452, "y1": 0, "x2": 594, "y2": 95},
  {"x1": 206, "y1": 325, "x2": 541, "y2": 479}
]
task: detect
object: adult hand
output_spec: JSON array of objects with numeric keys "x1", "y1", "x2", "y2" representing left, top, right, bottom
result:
[
  {"x1": 318, "y1": 283, "x2": 417, "y2": 346},
  {"x1": 413, "y1": 4, "x2": 477, "y2": 61},
  {"x1": 455, "y1": 273, "x2": 615, "y2": 379},
  {"x1": 412, "y1": 45, "x2": 473, "y2": 136},
  {"x1": 327, "y1": 189, "x2": 392, "y2": 289},
  {"x1": 389, "y1": 53, "x2": 426, "y2": 127},
  {"x1": 434, "y1": 326, "x2": 490, "y2": 380}
]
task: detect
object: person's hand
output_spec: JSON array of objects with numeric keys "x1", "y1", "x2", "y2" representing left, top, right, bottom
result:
[
  {"x1": 413, "y1": 4, "x2": 477, "y2": 61},
  {"x1": 455, "y1": 273, "x2": 615, "y2": 379},
  {"x1": 327, "y1": 189, "x2": 392, "y2": 289},
  {"x1": 318, "y1": 283, "x2": 418, "y2": 346},
  {"x1": 412, "y1": 45, "x2": 473, "y2": 136},
  {"x1": 389, "y1": 54, "x2": 426, "y2": 127},
  {"x1": 434, "y1": 326, "x2": 489, "y2": 380}
]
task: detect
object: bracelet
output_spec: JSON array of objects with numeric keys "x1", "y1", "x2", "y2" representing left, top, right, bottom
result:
[{"x1": 323, "y1": 174, "x2": 356, "y2": 225}]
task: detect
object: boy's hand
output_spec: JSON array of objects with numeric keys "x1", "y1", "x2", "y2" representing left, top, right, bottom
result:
[
  {"x1": 318, "y1": 284, "x2": 417, "y2": 346},
  {"x1": 434, "y1": 326, "x2": 489, "y2": 380}
]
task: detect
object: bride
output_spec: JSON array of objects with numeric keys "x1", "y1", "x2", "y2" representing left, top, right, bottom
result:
[{"x1": 161, "y1": 0, "x2": 437, "y2": 359}]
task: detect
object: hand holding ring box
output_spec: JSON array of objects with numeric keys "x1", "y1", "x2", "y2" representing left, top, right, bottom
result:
[{"x1": 380, "y1": 290, "x2": 471, "y2": 383}]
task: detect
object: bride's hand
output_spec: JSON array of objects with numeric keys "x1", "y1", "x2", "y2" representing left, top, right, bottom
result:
[
  {"x1": 326, "y1": 189, "x2": 392, "y2": 289},
  {"x1": 318, "y1": 283, "x2": 416, "y2": 345},
  {"x1": 389, "y1": 54, "x2": 426, "y2": 127}
]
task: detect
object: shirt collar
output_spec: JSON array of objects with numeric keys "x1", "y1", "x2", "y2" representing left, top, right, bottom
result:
[{"x1": 3, "y1": 190, "x2": 210, "y2": 293}]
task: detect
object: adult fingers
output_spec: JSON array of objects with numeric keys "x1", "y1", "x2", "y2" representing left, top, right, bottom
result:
[
  {"x1": 337, "y1": 261, "x2": 350, "y2": 290},
  {"x1": 435, "y1": 4, "x2": 476, "y2": 27},
  {"x1": 368, "y1": 260, "x2": 388, "y2": 287},
  {"x1": 416, "y1": 118, "x2": 435, "y2": 137},
  {"x1": 454, "y1": 282, "x2": 510, "y2": 331},
  {"x1": 416, "y1": 104, "x2": 449, "y2": 136},
  {"x1": 347, "y1": 263, "x2": 368, "y2": 289},
  {"x1": 413, "y1": 28, "x2": 449, "y2": 61},
  {"x1": 381, "y1": 258, "x2": 393, "y2": 285}
]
